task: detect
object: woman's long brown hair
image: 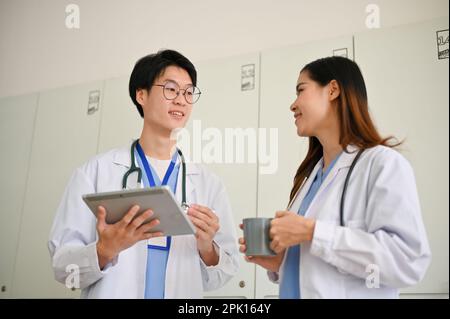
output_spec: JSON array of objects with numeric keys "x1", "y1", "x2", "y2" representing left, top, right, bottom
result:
[{"x1": 289, "y1": 56, "x2": 401, "y2": 203}]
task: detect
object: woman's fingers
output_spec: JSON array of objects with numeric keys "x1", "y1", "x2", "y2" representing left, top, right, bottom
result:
[
  {"x1": 238, "y1": 235, "x2": 247, "y2": 253},
  {"x1": 270, "y1": 241, "x2": 278, "y2": 253},
  {"x1": 245, "y1": 255, "x2": 263, "y2": 264},
  {"x1": 244, "y1": 255, "x2": 279, "y2": 272}
]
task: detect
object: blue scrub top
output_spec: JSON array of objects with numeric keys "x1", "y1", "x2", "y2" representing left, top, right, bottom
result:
[
  {"x1": 135, "y1": 150, "x2": 180, "y2": 299},
  {"x1": 279, "y1": 152, "x2": 342, "y2": 299}
]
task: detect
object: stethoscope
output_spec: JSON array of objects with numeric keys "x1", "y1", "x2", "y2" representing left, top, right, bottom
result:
[
  {"x1": 339, "y1": 149, "x2": 364, "y2": 226},
  {"x1": 122, "y1": 139, "x2": 189, "y2": 210},
  {"x1": 288, "y1": 149, "x2": 364, "y2": 227}
]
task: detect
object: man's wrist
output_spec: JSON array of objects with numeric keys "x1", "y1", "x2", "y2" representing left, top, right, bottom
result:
[
  {"x1": 96, "y1": 241, "x2": 115, "y2": 268},
  {"x1": 199, "y1": 242, "x2": 219, "y2": 266}
]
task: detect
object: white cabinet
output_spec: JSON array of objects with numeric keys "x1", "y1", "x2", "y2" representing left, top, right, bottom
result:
[
  {"x1": 11, "y1": 82, "x2": 103, "y2": 297},
  {"x1": 0, "y1": 94, "x2": 38, "y2": 298},
  {"x1": 97, "y1": 76, "x2": 142, "y2": 153},
  {"x1": 188, "y1": 53, "x2": 260, "y2": 298},
  {"x1": 354, "y1": 17, "x2": 449, "y2": 294}
]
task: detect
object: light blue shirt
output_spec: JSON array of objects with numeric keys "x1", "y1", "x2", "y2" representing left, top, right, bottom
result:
[
  {"x1": 135, "y1": 151, "x2": 180, "y2": 299},
  {"x1": 279, "y1": 152, "x2": 342, "y2": 299}
]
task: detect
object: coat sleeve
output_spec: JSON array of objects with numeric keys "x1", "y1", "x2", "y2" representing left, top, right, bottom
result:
[
  {"x1": 198, "y1": 179, "x2": 240, "y2": 291},
  {"x1": 47, "y1": 164, "x2": 118, "y2": 290},
  {"x1": 310, "y1": 149, "x2": 431, "y2": 288}
]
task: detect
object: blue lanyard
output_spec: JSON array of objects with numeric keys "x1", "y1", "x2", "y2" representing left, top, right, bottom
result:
[
  {"x1": 135, "y1": 142, "x2": 178, "y2": 187},
  {"x1": 135, "y1": 142, "x2": 179, "y2": 251}
]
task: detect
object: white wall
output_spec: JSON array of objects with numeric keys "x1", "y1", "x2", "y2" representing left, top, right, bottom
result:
[{"x1": 0, "y1": 0, "x2": 448, "y2": 98}]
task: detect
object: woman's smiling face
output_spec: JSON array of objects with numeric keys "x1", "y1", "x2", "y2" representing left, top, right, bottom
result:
[{"x1": 290, "y1": 71, "x2": 339, "y2": 138}]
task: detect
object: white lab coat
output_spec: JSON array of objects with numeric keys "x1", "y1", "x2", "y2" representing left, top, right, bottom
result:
[
  {"x1": 48, "y1": 141, "x2": 239, "y2": 298},
  {"x1": 268, "y1": 145, "x2": 431, "y2": 298}
]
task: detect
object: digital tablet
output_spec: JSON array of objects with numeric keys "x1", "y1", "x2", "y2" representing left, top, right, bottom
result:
[{"x1": 82, "y1": 186, "x2": 195, "y2": 237}]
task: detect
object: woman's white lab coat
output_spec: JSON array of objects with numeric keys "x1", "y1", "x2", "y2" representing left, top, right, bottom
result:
[
  {"x1": 269, "y1": 145, "x2": 431, "y2": 298},
  {"x1": 48, "y1": 142, "x2": 239, "y2": 298}
]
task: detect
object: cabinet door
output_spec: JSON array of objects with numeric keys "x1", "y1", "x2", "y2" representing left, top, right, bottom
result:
[
  {"x1": 11, "y1": 82, "x2": 103, "y2": 297},
  {"x1": 183, "y1": 53, "x2": 260, "y2": 298},
  {"x1": 97, "y1": 76, "x2": 142, "y2": 153},
  {"x1": 0, "y1": 94, "x2": 38, "y2": 298},
  {"x1": 354, "y1": 18, "x2": 449, "y2": 294},
  {"x1": 257, "y1": 37, "x2": 354, "y2": 298}
]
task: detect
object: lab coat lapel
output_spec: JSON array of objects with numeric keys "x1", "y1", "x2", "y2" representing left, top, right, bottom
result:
[
  {"x1": 315, "y1": 146, "x2": 359, "y2": 195},
  {"x1": 287, "y1": 161, "x2": 322, "y2": 213},
  {"x1": 112, "y1": 140, "x2": 134, "y2": 168},
  {"x1": 287, "y1": 145, "x2": 360, "y2": 215},
  {"x1": 111, "y1": 141, "x2": 198, "y2": 199},
  {"x1": 304, "y1": 145, "x2": 361, "y2": 218}
]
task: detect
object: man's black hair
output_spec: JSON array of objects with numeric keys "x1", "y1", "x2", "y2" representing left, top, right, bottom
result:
[{"x1": 129, "y1": 49, "x2": 197, "y2": 117}]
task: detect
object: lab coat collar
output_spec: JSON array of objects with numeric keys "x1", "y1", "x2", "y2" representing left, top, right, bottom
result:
[
  {"x1": 112, "y1": 140, "x2": 198, "y2": 205},
  {"x1": 311, "y1": 144, "x2": 362, "y2": 203},
  {"x1": 112, "y1": 140, "x2": 200, "y2": 175},
  {"x1": 336, "y1": 144, "x2": 361, "y2": 171},
  {"x1": 287, "y1": 144, "x2": 361, "y2": 212}
]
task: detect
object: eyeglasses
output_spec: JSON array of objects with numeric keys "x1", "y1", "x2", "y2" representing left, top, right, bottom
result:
[{"x1": 153, "y1": 81, "x2": 201, "y2": 104}]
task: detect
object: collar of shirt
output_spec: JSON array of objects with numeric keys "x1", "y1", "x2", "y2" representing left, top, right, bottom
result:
[{"x1": 317, "y1": 151, "x2": 343, "y2": 184}]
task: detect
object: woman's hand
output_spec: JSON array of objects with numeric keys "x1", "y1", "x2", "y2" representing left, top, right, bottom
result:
[
  {"x1": 238, "y1": 224, "x2": 284, "y2": 273},
  {"x1": 96, "y1": 205, "x2": 163, "y2": 269},
  {"x1": 187, "y1": 204, "x2": 220, "y2": 266},
  {"x1": 269, "y1": 211, "x2": 316, "y2": 254}
]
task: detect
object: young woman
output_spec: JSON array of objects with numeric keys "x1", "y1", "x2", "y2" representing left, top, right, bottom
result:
[
  {"x1": 239, "y1": 56, "x2": 431, "y2": 298},
  {"x1": 49, "y1": 50, "x2": 239, "y2": 298}
]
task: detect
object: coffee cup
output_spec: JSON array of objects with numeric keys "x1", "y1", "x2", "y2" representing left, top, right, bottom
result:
[{"x1": 242, "y1": 217, "x2": 276, "y2": 256}]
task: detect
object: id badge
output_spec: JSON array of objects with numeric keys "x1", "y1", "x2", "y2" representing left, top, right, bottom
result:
[{"x1": 147, "y1": 236, "x2": 171, "y2": 250}]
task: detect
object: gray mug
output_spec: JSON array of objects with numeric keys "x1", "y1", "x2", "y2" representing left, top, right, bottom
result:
[{"x1": 243, "y1": 217, "x2": 276, "y2": 256}]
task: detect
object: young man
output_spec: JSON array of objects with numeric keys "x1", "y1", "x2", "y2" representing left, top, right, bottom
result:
[{"x1": 48, "y1": 49, "x2": 239, "y2": 298}]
